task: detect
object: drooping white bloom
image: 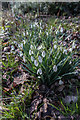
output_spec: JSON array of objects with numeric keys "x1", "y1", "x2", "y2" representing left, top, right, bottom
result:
[
  {"x1": 23, "y1": 56, "x2": 26, "y2": 62},
  {"x1": 18, "y1": 44, "x2": 21, "y2": 48},
  {"x1": 60, "y1": 27, "x2": 63, "y2": 33},
  {"x1": 31, "y1": 24, "x2": 32, "y2": 28},
  {"x1": 40, "y1": 22, "x2": 41, "y2": 26},
  {"x1": 26, "y1": 31, "x2": 28, "y2": 35},
  {"x1": 23, "y1": 40, "x2": 26, "y2": 44},
  {"x1": 69, "y1": 61, "x2": 72, "y2": 64},
  {"x1": 59, "y1": 80, "x2": 64, "y2": 85},
  {"x1": 54, "y1": 45, "x2": 57, "y2": 49},
  {"x1": 34, "y1": 60, "x2": 38, "y2": 67},
  {"x1": 31, "y1": 56, "x2": 34, "y2": 62},
  {"x1": 46, "y1": 32, "x2": 48, "y2": 36},
  {"x1": 38, "y1": 76, "x2": 41, "y2": 78},
  {"x1": 37, "y1": 68, "x2": 42, "y2": 75},
  {"x1": 42, "y1": 51, "x2": 46, "y2": 57},
  {"x1": 23, "y1": 32, "x2": 25, "y2": 36},
  {"x1": 31, "y1": 51, "x2": 33, "y2": 54},
  {"x1": 53, "y1": 65, "x2": 57, "y2": 72},
  {"x1": 19, "y1": 51, "x2": 23, "y2": 57},
  {"x1": 29, "y1": 50, "x2": 32, "y2": 55},
  {"x1": 56, "y1": 30, "x2": 58, "y2": 34},
  {"x1": 69, "y1": 48, "x2": 73, "y2": 52},
  {"x1": 72, "y1": 42, "x2": 76, "y2": 49},
  {"x1": 30, "y1": 45, "x2": 33, "y2": 49},
  {"x1": 40, "y1": 30, "x2": 41, "y2": 33},
  {"x1": 21, "y1": 43, "x2": 23, "y2": 48},
  {"x1": 11, "y1": 45, "x2": 15, "y2": 50},
  {"x1": 38, "y1": 56, "x2": 42, "y2": 63},
  {"x1": 37, "y1": 45, "x2": 42, "y2": 50}
]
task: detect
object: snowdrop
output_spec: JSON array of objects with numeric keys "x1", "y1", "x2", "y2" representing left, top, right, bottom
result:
[
  {"x1": 54, "y1": 45, "x2": 57, "y2": 49},
  {"x1": 59, "y1": 80, "x2": 64, "y2": 85},
  {"x1": 23, "y1": 40, "x2": 26, "y2": 44},
  {"x1": 46, "y1": 32, "x2": 48, "y2": 36},
  {"x1": 42, "y1": 51, "x2": 46, "y2": 57},
  {"x1": 72, "y1": 42, "x2": 76, "y2": 49},
  {"x1": 40, "y1": 30, "x2": 41, "y2": 33},
  {"x1": 31, "y1": 56, "x2": 34, "y2": 62},
  {"x1": 53, "y1": 65, "x2": 57, "y2": 72},
  {"x1": 29, "y1": 50, "x2": 32, "y2": 55},
  {"x1": 23, "y1": 56, "x2": 26, "y2": 62},
  {"x1": 20, "y1": 43, "x2": 23, "y2": 48},
  {"x1": 38, "y1": 76, "x2": 41, "y2": 78},
  {"x1": 26, "y1": 31, "x2": 28, "y2": 35},
  {"x1": 38, "y1": 56, "x2": 42, "y2": 63},
  {"x1": 30, "y1": 45, "x2": 33, "y2": 49},
  {"x1": 11, "y1": 45, "x2": 15, "y2": 50},
  {"x1": 69, "y1": 48, "x2": 73, "y2": 52},
  {"x1": 31, "y1": 24, "x2": 32, "y2": 28},
  {"x1": 37, "y1": 68, "x2": 42, "y2": 75},
  {"x1": 23, "y1": 32, "x2": 25, "y2": 36},
  {"x1": 34, "y1": 60, "x2": 38, "y2": 67},
  {"x1": 37, "y1": 45, "x2": 42, "y2": 50},
  {"x1": 19, "y1": 51, "x2": 23, "y2": 57},
  {"x1": 60, "y1": 27, "x2": 63, "y2": 33}
]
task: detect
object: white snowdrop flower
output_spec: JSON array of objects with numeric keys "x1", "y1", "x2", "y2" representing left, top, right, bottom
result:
[
  {"x1": 23, "y1": 32, "x2": 25, "y2": 36},
  {"x1": 26, "y1": 31, "x2": 28, "y2": 35},
  {"x1": 23, "y1": 40, "x2": 26, "y2": 44},
  {"x1": 69, "y1": 48, "x2": 73, "y2": 52},
  {"x1": 40, "y1": 30, "x2": 41, "y2": 33},
  {"x1": 18, "y1": 44, "x2": 20, "y2": 48},
  {"x1": 56, "y1": 30, "x2": 58, "y2": 34},
  {"x1": 53, "y1": 65, "x2": 57, "y2": 72},
  {"x1": 23, "y1": 56, "x2": 26, "y2": 62},
  {"x1": 42, "y1": 51, "x2": 46, "y2": 57},
  {"x1": 11, "y1": 45, "x2": 15, "y2": 50},
  {"x1": 21, "y1": 43, "x2": 23, "y2": 48},
  {"x1": 60, "y1": 27, "x2": 63, "y2": 33},
  {"x1": 51, "y1": 26, "x2": 52, "y2": 29},
  {"x1": 40, "y1": 22, "x2": 41, "y2": 26},
  {"x1": 59, "y1": 80, "x2": 64, "y2": 85},
  {"x1": 30, "y1": 33, "x2": 31, "y2": 37},
  {"x1": 33, "y1": 24, "x2": 35, "y2": 27},
  {"x1": 37, "y1": 45, "x2": 42, "y2": 50},
  {"x1": 20, "y1": 51, "x2": 23, "y2": 57},
  {"x1": 34, "y1": 60, "x2": 38, "y2": 67},
  {"x1": 31, "y1": 56, "x2": 34, "y2": 62},
  {"x1": 37, "y1": 68, "x2": 42, "y2": 75},
  {"x1": 72, "y1": 42, "x2": 76, "y2": 49},
  {"x1": 31, "y1": 51, "x2": 34, "y2": 54},
  {"x1": 69, "y1": 61, "x2": 72, "y2": 64},
  {"x1": 46, "y1": 32, "x2": 48, "y2": 36},
  {"x1": 35, "y1": 22, "x2": 38, "y2": 26},
  {"x1": 30, "y1": 45, "x2": 33, "y2": 49},
  {"x1": 29, "y1": 50, "x2": 32, "y2": 55},
  {"x1": 54, "y1": 45, "x2": 57, "y2": 49},
  {"x1": 31, "y1": 24, "x2": 32, "y2": 28},
  {"x1": 38, "y1": 56, "x2": 42, "y2": 63},
  {"x1": 38, "y1": 76, "x2": 41, "y2": 78}
]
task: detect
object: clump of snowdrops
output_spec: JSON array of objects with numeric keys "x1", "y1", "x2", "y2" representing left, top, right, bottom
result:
[{"x1": 22, "y1": 38, "x2": 78, "y2": 86}]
